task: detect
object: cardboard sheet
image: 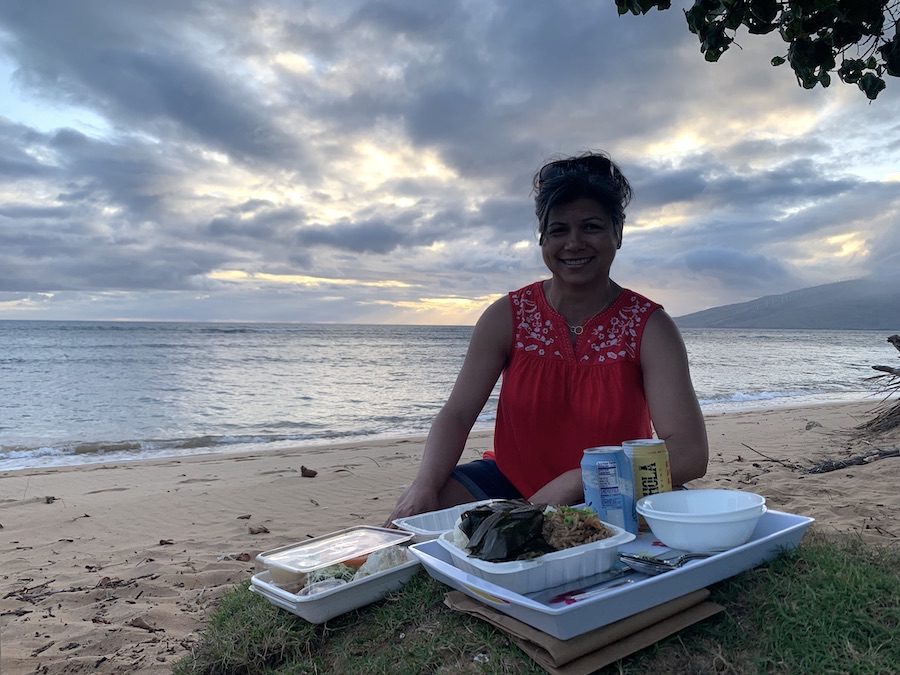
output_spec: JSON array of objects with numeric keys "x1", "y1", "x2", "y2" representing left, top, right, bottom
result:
[{"x1": 444, "y1": 588, "x2": 723, "y2": 674}]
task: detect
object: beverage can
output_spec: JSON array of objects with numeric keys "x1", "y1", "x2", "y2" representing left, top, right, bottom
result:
[
  {"x1": 580, "y1": 446, "x2": 637, "y2": 534},
  {"x1": 622, "y1": 439, "x2": 673, "y2": 531}
]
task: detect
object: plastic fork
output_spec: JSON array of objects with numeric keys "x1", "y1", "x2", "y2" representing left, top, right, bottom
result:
[{"x1": 618, "y1": 551, "x2": 712, "y2": 576}]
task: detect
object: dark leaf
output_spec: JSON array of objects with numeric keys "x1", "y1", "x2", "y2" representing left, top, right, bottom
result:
[
  {"x1": 748, "y1": 0, "x2": 779, "y2": 26},
  {"x1": 616, "y1": 0, "x2": 664, "y2": 16},
  {"x1": 838, "y1": 58, "x2": 865, "y2": 83},
  {"x1": 460, "y1": 500, "x2": 553, "y2": 562},
  {"x1": 723, "y1": 6, "x2": 744, "y2": 31},
  {"x1": 858, "y1": 72, "x2": 886, "y2": 99},
  {"x1": 683, "y1": 3, "x2": 712, "y2": 36},
  {"x1": 879, "y1": 35, "x2": 900, "y2": 77},
  {"x1": 832, "y1": 19, "x2": 865, "y2": 49}
]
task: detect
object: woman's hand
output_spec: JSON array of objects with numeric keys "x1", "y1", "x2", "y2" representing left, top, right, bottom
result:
[{"x1": 383, "y1": 481, "x2": 441, "y2": 527}]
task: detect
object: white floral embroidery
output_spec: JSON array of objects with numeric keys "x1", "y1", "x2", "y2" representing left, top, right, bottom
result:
[
  {"x1": 511, "y1": 286, "x2": 556, "y2": 351},
  {"x1": 511, "y1": 285, "x2": 656, "y2": 364}
]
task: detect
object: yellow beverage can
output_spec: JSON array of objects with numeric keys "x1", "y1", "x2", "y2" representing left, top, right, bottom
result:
[{"x1": 622, "y1": 439, "x2": 673, "y2": 531}]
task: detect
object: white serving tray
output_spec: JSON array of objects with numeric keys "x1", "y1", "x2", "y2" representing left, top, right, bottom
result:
[
  {"x1": 249, "y1": 554, "x2": 420, "y2": 624},
  {"x1": 409, "y1": 510, "x2": 813, "y2": 640}
]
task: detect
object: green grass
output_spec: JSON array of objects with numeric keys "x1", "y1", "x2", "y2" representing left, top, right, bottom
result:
[{"x1": 174, "y1": 533, "x2": 899, "y2": 675}]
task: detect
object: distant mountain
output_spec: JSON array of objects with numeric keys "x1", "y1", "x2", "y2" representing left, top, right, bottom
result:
[{"x1": 674, "y1": 278, "x2": 900, "y2": 330}]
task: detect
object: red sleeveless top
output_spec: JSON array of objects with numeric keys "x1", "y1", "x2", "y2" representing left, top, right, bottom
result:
[{"x1": 493, "y1": 281, "x2": 661, "y2": 498}]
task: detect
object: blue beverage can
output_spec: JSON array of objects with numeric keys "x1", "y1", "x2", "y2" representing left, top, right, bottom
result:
[{"x1": 581, "y1": 446, "x2": 637, "y2": 534}]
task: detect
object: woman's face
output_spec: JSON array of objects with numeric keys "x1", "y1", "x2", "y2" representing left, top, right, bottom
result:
[{"x1": 540, "y1": 197, "x2": 621, "y2": 286}]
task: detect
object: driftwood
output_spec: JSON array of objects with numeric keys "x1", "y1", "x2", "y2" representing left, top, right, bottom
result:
[
  {"x1": 804, "y1": 448, "x2": 899, "y2": 474},
  {"x1": 858, "y1": 334, "x2": 900, "y2": 434}
]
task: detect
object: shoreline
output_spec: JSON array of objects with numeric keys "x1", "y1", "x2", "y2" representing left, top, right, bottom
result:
[
  {"x1": 1, "y1": 399, "x2": 897, "y2": 673},
  {"x1": 1, "y1": 393, "x2": 885, "y2": 474}
]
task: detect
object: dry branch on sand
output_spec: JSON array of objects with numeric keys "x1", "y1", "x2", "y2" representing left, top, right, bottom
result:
[
  {"x1": 804, "y1": 447, "x2": 900, "y2": 474},
  {"x1": 858, "y1": 334, "x2": 900, "y2": 434}
]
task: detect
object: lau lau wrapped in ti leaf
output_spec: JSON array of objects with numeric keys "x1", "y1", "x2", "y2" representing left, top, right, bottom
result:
[{"x1": 459, "y1": 500, "x2": 555, "y2": 562}]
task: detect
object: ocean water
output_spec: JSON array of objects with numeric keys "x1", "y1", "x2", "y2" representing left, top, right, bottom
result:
[{"x1": 1, "y1": 321, "x2": 896, "y2": 471}]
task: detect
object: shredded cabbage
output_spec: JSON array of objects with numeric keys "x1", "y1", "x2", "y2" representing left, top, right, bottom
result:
[
  {"x1": 354, "y1": 545, "x2": 408, "y2": 578},
  {"x1": 306, "y1": 563, "x2": 356, "y2": 585}
]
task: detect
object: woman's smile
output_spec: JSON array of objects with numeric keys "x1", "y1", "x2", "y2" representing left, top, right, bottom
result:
[
  {"x1": 541, "y1": 197, "x2": 619, "y2": 286},
  {"x1": 558, "y1": 256, "x2": 594, "y2": 267}
]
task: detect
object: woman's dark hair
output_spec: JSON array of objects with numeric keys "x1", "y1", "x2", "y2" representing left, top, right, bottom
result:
[{"x1": 532, "y1": 151, "x2": 633, "y2": 244}]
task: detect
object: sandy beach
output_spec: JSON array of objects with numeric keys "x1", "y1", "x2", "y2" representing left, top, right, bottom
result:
[{"x1": 1, "y1": 399, "x2": 898, "y2": 674}]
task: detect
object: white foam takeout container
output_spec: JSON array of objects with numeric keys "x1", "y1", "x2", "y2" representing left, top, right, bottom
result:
[
  {"x1": 391, "y1": 499, "x2": 495, "y2": 542},
  {"x1": 436, "y1": 519, "x2": 635, "y2": 595},
  {"x1": 255, "y1": 525, "x2": 414, "y2": 586},
  {"x1": 250, "y1": 549, "x2": 421, "y2": 624}
]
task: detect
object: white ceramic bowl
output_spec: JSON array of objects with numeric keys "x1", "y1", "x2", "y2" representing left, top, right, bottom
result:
[{"x1": 636, "y1": 489, "x2": 767, "y2": 552}]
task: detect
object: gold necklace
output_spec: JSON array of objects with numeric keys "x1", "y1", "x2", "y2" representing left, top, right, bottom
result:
[
  {"x1": 547, "y1": 281, "x2": 616, "y2": 337},
  {"x1": 562, "y1": 289, "x2": 616, "y2": 336}
]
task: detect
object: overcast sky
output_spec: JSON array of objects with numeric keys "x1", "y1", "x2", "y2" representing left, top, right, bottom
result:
[{"x1": 1, "y1": 1, "x2": 898, "y2": 324}]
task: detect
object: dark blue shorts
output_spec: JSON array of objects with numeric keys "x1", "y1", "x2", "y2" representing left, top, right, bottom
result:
[{"x1": 451, "y1": 459, "x2": 523, "y2": 501}]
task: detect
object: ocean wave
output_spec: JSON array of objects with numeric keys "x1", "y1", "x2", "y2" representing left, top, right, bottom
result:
[
  {"x1": 0, "y1": 425, "x2": 431, "y2": 466},
  {"x1": 73, "y1": 440, "x2": 143, "y2": 454},
  {"x1": 699, "y1": 390, "x2": 814, "y2": 405}
]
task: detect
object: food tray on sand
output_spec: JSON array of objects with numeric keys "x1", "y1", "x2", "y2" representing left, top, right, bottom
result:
[
  {"x1": 250, "y1": 552, "x2": 420, "y2": 624},
  {"x1": 409, "y1": 510, "x2": 813, "y2": 640}
]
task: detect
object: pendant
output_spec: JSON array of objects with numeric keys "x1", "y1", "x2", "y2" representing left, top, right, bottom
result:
[{"x1": 570, "y1": 325, "x2": 583, "y2": 335}]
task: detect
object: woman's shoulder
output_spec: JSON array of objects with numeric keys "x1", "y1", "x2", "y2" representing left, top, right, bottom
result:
[{"x1": 474, "y1": 294, "x2": 515, "y2": 343}]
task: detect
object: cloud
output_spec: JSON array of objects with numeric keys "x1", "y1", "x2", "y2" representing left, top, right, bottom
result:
[
  {"x1": 0, "y1": 118, "x2": 54, "y2": 178},
  {"x1": 0, "y1": 0, "x2": 898, "y2": 322},
  {"x1": 0, "y1": 2, "x2": 305, "y2": 166}
]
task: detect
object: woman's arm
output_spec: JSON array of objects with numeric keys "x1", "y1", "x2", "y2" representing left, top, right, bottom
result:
[
  {"x1": 640, "y1": 310, "x2": 709, "y2": 485},
  {"x1": 385, "y1": 297, "x2": 512, "y2": 522},
  {"x1": 527, "y1": 468, "x2": 584, "y2": 505}
]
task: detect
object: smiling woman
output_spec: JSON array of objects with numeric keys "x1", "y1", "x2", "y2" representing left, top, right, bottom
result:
[{"x1": 387, "y1": 152, "x2": 710, "y2": 523}]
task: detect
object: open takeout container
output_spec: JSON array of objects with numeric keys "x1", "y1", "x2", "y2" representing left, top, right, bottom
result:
[
  {"x1": 391, "y1": 499, "x2": 495, "y2": 542},
  {"x1": 255, "y1": 525, "x2": 414, "y2": 587},
  {"x1": 250, "y1": 550, "x2": 421, "y2": 623},
  {"x1": 436, "y1": 521, "x2": 635, "y2": 595}
]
